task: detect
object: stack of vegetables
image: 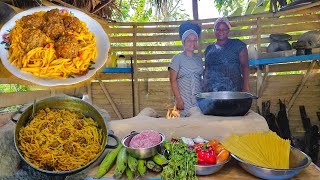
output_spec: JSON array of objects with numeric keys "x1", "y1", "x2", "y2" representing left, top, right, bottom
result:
[
  {"x1": 96, "y1": 136, "x2": 232, "y2": 179},
  {"x1": 180, "y1": 136, "x2": 230, "y2": 165},
  {"x1": 96, "y1": 144, "x2": 168, "y2": 179}
]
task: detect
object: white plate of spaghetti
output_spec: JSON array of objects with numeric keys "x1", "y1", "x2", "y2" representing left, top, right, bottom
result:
[{"x1": 0, "y1": 6, "x2": 109, "y2": 86}]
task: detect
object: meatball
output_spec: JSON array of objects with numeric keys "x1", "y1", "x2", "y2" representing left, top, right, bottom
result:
[
  {"x1": 73, "y1": 119, "x2": 84, "y2": 130},
  {"x1": 55, "y1": 35, "x2": 79, "y2": 59},
  {"x1": 50, "y1": 141, "x2": 61, "y2": 149},
  {"x1": 44, "y1": 9, "x2": 63, "y2": 24},
  {"x1": 22, "y1": 29, "x2": 48, "y2": 52},
  {"x1": 43, "y1": 22, "x2": 65, "y2": 40},
  {"x1": 63, "y1": 142, "x2": 74, "y2": 154},
  {"x1": 24, "y1": 137, "x2": 31, "y2": 143},
  {"x1": 21, "y1": 14, "x2": 44, "y2": 29},
  {"x1": 44, "y1": 161, "x2": 56, "y2": 171},
  {"x1": 63, "y1": 16, "x2": 83, "y2": 33},
  {"x1": 59, "y1": 129, "x2": 70, "y2": 140},
  {"x1": 39, "y1": 122, "x2": 48, "y2": 131},
  {"x1": 76, "y1": 136, "x2": 87, "y2": 144}
]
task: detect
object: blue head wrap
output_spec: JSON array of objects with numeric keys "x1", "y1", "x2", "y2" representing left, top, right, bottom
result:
[{"x1": 179, "y1": 21, "x2": 202, "y2": 43}]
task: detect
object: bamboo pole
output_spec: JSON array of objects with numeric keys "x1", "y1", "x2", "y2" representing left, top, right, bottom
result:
[
  {"x1": 133, "y1": 25, "x2": 139, "y2": 116},
  {"x1": 287, "y1": 60, "x2": 317, "y2": 112},
  {"x1": 98, "y1": 80, "x2": 123, "y2": 119},
  {"x1": 256, "y1": 17, "x2": 263, "y2": 113}
]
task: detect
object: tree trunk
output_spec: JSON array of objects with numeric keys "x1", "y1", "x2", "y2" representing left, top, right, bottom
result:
[{"x1": 192, "y1": 0, "x2": 199, "y2": 20}]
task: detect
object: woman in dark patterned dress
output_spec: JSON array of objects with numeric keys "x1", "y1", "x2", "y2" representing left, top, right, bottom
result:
[{"x1": 203, "y1": 17, "x2": 250, "y2": 92}]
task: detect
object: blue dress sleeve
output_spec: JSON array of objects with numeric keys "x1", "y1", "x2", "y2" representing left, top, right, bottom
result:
[{"x1": 235, "y1": 39, "x2": 247, "y2": 54}]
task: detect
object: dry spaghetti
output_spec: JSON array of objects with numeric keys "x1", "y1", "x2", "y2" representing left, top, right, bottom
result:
[
  {"x1": 222, "y1": 131, "x2": 290, "y2": 169},
  {"x1": 18, "y1": 108, "x2": 103, "y2": 171},
  {"x1": 8, "y1": 9, "x2": 97, "y2": 79}
]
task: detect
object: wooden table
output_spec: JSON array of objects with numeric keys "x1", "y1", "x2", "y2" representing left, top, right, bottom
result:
[{"x1": 86, "y1": 158, "x2": 320, "y2": 179}]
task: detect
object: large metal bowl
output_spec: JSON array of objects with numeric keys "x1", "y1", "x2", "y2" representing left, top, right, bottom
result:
[
  {"x1": 195, "y1": 155, "x2": 232, "y2": 175},
  {"x1": 121, "y1": 131, "x2": 165, "y2": 159},
  {"x1": 196, "y1": 91, "x2": 258, "y2": 116},
  {"x1": 14, "y1": 96, "x2": 118, "y2": 175},
  {"x1": 231, "y1": 147, "x2": 311, "y2": 180}
]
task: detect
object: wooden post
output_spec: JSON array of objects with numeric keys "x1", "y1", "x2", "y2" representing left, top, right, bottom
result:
[
  {"x1": 255, "y1": 17, "x2": 263, "y2": 113},
  {"x1": 192, "y1": 0, "x2": 199, "y2": 20},
  {"x1": 198, "y1": 22, "x2": 203, "y2": 58},
  {"x1": 133, "y1": 25, "x2": 140, "y2": 116}
]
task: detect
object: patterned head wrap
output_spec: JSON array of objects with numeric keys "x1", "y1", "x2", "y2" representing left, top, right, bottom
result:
[{"x1": 214, "y1": 17, "x2": 231, "y2": 30}]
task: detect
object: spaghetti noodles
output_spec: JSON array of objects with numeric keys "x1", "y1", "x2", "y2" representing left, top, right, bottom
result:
[
  {"x1": 222, "y1": 131, "x2": 290, "y2": 169},
  {"x1": 8, "y1": 9, "x2": 97, "y2": 79},
  {"x1": 18, "y1": 108, "x2": 103, "y2": 171}
]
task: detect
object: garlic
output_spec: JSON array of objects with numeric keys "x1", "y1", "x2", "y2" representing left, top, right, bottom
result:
[
  {"x1": 193, "y1": 136, "x2": 205, "y2": 144},
  {"x1": 181, "y1": 137, "x2": 194, "y2": 146}
]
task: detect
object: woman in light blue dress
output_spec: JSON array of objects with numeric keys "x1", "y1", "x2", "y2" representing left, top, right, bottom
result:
[{"x1": 168, "y1": 21, "x2": 203, "y2": 117}]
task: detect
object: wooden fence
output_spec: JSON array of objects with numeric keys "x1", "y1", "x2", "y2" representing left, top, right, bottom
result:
[{"x1": 0, "y1": 2, "x2": 319, "y2": 137}]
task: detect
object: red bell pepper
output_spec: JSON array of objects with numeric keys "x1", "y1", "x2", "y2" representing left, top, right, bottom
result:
[{"x1": 196, "y1": 147, "x2": 216, "y2": 165}]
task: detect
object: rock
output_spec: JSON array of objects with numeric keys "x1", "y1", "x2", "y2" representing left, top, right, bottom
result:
[
  {"x1": 267, "y1": 41, "x2": 292, "y2": 52},
  {"x1": 0, "y1": 121, "x2": 20, "y2": 177},
  {"x1": 267, "y1": 33, "x2": 293, "y2": 52},
  {"x1": 298, "y1": 30, "x2": 320, "y2": 49},
  {"x1": 270, "y1": 33, "x2": 292, "y2": 41}
]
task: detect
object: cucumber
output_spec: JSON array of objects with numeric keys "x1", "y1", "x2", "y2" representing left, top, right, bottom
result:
[
  {"x1": 96, "y1": 144, "x2": 123, "y2": 178},
  {"x1": 114, "y1": 147, "x2": 128, "y2": 178}
]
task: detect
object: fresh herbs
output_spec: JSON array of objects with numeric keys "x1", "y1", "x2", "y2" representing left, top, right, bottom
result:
[{"x1": 161, "y1": 139, "x2": 198, "y2": 180}]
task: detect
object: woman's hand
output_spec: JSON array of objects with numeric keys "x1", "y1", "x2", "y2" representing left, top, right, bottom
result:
[
  {"x1": 242, "y1": 85, "x2": 250, "y2": 92},
  {"x1": 240, "y1": 47, "x2": 250, "y2": 93},
  {"x1": 175, "y1": 96, "x2": 184, "y2": 110}
]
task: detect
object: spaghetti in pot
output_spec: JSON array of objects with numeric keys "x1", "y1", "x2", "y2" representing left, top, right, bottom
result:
[
  {"x1": 8, "y1": 9, "x2": 97, "y2": 79},
  {"x1": 18, "y1": 108, "x2": 103, "y2": 171}
]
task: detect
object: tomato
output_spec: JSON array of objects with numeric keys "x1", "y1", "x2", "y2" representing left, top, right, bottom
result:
[
  {"x1": 193, "y1": 143, "x2": 203, "y2": 150},
  {"x1": 207, "y1": 139, "x2": 219, "y2": 148},
  {"x1": 205, "y1": 149, "x2": 216, "y2": 164},
  {"x1": 216, "y1": 149, "x2": 230, "y2": 163},
  {"x1": 196, "y1": 149, "x2": 206, "y2": 165},
  {"x1": 214, "y1": 144, "x2": 225, "y2": 155}
]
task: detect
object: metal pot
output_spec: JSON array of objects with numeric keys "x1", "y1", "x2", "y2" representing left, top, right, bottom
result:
[
  {"x1": 121, "y1": 131, "x2": 165, "y2": 159},
  {"x1": 14, "y1": 96, "x2": 118, "y2": 175},
  {"x1": 195, "y1": 91, "x2": 258, "y2": 116}
]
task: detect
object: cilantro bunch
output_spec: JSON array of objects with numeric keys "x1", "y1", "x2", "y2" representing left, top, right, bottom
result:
[{"x1": 161, "y1": 139, "x2": 198, "y2": 180}]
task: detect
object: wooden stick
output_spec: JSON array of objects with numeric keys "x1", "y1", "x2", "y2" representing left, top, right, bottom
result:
[
  {"x1": 47, "y1": 0, "x2": 108, "y2": 24},
  {"x1": 133, "y1": 25, "x2": 139, "y2": 115},
  {"x1": 98, "y1": 80, "x2": 123, "y2": 119},
  {"x1": 258, "y1": 65, "x2": 269, "y2": 98},
  {"x1": 91, "y1": 0, "x2": 113, "y2": 14},
  {"x1": 86, "y1": 82, "x2": 93, "y2": 104},
  {"x1": 287, "y1": 60, "x2": 317, "y2": 112}
]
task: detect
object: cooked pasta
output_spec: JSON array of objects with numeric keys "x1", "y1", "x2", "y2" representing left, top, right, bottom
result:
[
  {"x1": 18, "y1": 108, "x2": 103, "y2": 171},
  {"x1": 222, "y1": 131, "x2": 290, "y2": 169},
  {"x1": 8, "y1": 9, "x2": 97, "y2": 79}
]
